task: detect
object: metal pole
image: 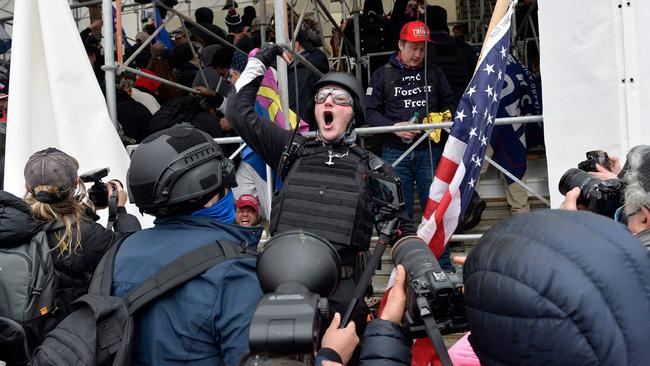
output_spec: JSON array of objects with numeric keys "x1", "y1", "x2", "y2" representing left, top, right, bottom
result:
[
  {"x1": 278, "y1": 43, "x2": 324, "y2": 77},
  {"x1": 260, "y1": 0, "x2": 267, "y2": 45},
  {"x1": 274, "y1": 0, "x2": 290, "y2": 208},
  {"x1": 528, "y1": 15, "x2": 540, "y2": 55},
  {"x1": 102, "y1": 0, "x2": 118, "y2": 128},
  {"x1": 485, "y1": 155, "x2": 550, "y2": 206},
  {"x1": 312, "y1": 0, "x2": 357, "y2": 54},
  {"x1": 351, "y1": 0, "x2": 362, "y2": 81},
  {"x1": 180, "y1": 20, "x2": 209, "y2": 87},
  {"x1": 120, "y1": 13, "x2": 176, "y2": 69},
  {"x1": 153, "y1": 0, "x2": 244, "y2": 53},
  {"x1": 119, "y1": 65, "x2": 199, "y2": 94}
]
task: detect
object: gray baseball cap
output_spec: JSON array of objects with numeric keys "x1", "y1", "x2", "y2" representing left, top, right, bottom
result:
[{"x1": 24, "y1": 147, "x2": 79, "y2": 202}]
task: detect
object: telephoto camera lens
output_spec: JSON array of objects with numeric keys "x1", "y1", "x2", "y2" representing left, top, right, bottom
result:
[
  {"x1": 391, "y1": 236, "x2": 455, "y2": 307},
  {"x1": 558, "y1": 168, "x2": 604, "y2": 201}
]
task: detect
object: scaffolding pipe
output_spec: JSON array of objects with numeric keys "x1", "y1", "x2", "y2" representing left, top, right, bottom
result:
[
  {"x1": 126, "y1": 115, "x2": 542, "y2": 147},
  {"x1": 274, "y1": 0, "x2": 290, "y2": 209},
  {"x1": 153, "y1": 0, "x2": 244, "y2": 53},
  {"x1": 0, "y1": 0, "x2": 147, "y2": 22},
  {"x1": 102, "y1": 0, "x2": 118, "y2": 128},
  {"x1": 119, "y1": 65, "x2": 199, "y2": 94},
  {"x1": 312, "y1": 0, "x2": 357, "y2": 54},
  {"x1": 351, "y1": 0, "x2": 362, "y2": 81},
  {"x1": 259, "y1": 0, "x2": 267, "y2": 45},
  {"x1": 484, "y1": 155, "x2": 550, "y2": 206},
  {"x1": 278, "y1": 43, "x2": 324, "y2": 77},
  {"x1": 120, "y1": 13, "x2": 176, "y2": 69}
]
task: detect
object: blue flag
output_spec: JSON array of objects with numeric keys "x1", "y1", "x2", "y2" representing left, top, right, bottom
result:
[
  {"x1": 490, "y1": 54, "x2": 542, "y2": 184},
  {"x1": 153, "y1": 6, "x2": 174, "y2": 49}
]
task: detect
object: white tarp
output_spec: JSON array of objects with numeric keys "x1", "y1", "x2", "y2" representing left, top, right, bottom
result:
[
  {"x1": 538, "y1": 0, "x2": 650, "y2": 206},
  {"x1": 5, "y1": 0, "x2": 150, "y2": 226}
]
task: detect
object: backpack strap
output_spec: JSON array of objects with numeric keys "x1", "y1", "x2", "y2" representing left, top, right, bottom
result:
[{"x1": 124, "y1": 240, "x2": 243, "y2": 315}]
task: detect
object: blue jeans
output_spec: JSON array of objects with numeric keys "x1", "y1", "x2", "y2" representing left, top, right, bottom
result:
[
  {"x1": 382, "y1": 145, "x2": 443, "y2": 220},
  {"x1": 382, "y1": 144, "x2": 453, "y2": 271}
]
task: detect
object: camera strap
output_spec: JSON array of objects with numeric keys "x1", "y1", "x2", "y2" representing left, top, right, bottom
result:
[
  {"x1": 106, "y1": 187, "x2": 119, "y2": 231},
  {"x1": 420, "y1": 302, "x2": 453, "y2": 366}
]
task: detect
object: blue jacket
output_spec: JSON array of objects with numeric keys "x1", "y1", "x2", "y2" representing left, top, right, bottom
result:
[
  {"x1": 111, "y1": 215, "x2": 264, "y2": 366},
  {"x1": 366, "y1": 53, "x2": 456, "y2": 150}
]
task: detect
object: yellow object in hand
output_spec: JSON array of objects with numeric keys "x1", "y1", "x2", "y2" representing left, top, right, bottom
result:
[{"x1": 422, "y1": 110, "x2": 453, "y2": 143}]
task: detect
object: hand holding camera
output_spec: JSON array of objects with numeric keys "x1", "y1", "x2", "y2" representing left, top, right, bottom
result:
[
  {"x1": 559, "y1": 150, "x2": 625, "y2": 218},
  {"x1": 380, "y1": 265, "x2": 407, "y2": 324},
  {"x1": 106, "y1": 180, "x2": 128, "y2": 208}
]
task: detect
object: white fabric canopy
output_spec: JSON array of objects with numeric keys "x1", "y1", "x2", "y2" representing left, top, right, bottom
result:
[
  {"x1": 538, "y1": 0, "x2": 650, "y2": 206},
  {"x1": 5, "y1": 0, "x2": 150, "y2": 226}
]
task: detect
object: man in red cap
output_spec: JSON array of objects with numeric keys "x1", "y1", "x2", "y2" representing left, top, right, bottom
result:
[
  {"x1": 365, "y1": 20, "x2": 455, "y2": 224},
  {"x1": 235, "y1": 194, "x2": 262, "y2": 227}
]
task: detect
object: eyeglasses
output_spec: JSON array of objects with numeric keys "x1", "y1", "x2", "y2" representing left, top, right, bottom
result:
[
  {"x1": 615, "y1": 205, "x2": 643, "y2": 224},
  {"x1": 314, "y1": 88, "x2": 353, "y2": 106}
]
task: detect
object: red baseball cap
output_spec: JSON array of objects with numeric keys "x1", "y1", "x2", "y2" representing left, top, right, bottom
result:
[
  {"x1": 236, "y1": 194, "x2": 260, "y2": 213},
  {"x1": 399, "y1": 21, "x2": 432, "y2": 43}
]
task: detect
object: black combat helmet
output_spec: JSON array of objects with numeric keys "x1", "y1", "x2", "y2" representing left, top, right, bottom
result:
[
  {"x1": 308, "y1": 72, "x2": 366, "y2": 127},
  {"x1": 127, "y1": 124, "x2": 235, "y2": 216}
]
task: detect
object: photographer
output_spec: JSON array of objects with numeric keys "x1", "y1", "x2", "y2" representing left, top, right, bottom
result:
[
  {"x1": 460, "y1": 210, "x2": 650, "y2": 365},
  {"x1": 560, "y1": 146, "x2": 650, "y2": 249},
  {"x1": 0, "y1": 148, "x2": 138, "y2": 358}
]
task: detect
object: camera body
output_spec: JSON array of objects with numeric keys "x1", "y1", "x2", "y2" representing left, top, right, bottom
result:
[
  {"x1": 79, "y1": 168, "x2": 113, "y2": 209},
  {"x1": 559, "y1": 168, "x2": 623, "y2": 218},
  {"x1": 578, "y1": 150, "x2": 611, "y2": 172},
  {"x1": 249, "y1": 283, "x2": 329, "y2": 355},
  {"x1": 249, "y1": 231, "x2": 341, "y2": 357},
  {"x1": 391, "y1": 236, "x2": 467, "y2": 337}
]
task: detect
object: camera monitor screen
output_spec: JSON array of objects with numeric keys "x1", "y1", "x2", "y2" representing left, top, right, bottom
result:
[{"x1": 369, "y1": 173, "x2": 404, "y2": 211}]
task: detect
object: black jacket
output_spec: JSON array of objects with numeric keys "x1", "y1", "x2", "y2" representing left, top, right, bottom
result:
[
  {"x1": 225, "y1": 60, "x2": 416, "y2": 239},
  {"x1": 0, "y1": 190, "x2": 138, "y2": 307},
  {"x1": 359, "y1": 320, "x2": 411, "y2": 365},
  {"x1": 116, "y1": 89, "x2": 153, "y2": 143},
  {"x1": 464, "y1": 210, "x2": 650, "y2": 365}
]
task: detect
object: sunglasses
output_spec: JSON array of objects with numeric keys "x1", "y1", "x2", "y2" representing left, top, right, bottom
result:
[{"x1": 314, "y1": 88, "x2": 353, "y2": 106}]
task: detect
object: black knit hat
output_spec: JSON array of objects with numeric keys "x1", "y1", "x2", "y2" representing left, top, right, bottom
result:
[{"x1": 225, "y1": 7, "x2": 242, "y2": 31}]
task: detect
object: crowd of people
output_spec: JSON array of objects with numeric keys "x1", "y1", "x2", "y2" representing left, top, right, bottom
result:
[{"x1": 3, "y1": 1, "x2": 650, "y2": 366}]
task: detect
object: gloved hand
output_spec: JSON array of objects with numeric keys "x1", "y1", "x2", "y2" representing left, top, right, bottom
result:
[{"x1": 253, "y1": 43, "x2": 285, "y2": 68}]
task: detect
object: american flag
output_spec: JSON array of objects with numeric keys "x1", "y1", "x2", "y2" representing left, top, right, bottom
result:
[
  {"x1": 417, "y1": 1, "x2": 516, "y2": 258},
  {"x1": 379, "y1": 1, "x2": 517, "y2": 364}
]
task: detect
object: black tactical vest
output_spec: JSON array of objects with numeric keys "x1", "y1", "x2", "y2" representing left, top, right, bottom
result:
[{"x1": 270, "y1": 142, "x2": 375, "y2": 256}]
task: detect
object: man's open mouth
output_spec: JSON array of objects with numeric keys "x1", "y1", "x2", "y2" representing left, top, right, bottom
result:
[{"x1": 323, "y1": 111, "x2": 334, "y2": 127}]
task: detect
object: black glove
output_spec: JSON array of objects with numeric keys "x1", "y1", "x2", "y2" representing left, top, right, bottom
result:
[{"x1": 253, "y1": 43, "x2": 284, "y2": 68}]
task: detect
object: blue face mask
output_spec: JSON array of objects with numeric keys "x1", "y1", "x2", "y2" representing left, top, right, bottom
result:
[{"x1": 191, "y1": 190, "x2": 236, "y2": 223}]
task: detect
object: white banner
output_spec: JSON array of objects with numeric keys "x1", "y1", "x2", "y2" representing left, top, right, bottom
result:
[
  {"x1": 538, "y1": 0, "x2": 650, "y2": 206},
  {"x1": 5, "y1": 0, "x2": 150, "y2": 226}
]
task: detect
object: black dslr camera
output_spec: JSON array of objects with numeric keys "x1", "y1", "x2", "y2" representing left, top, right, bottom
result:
[
  {"x1": 559, "y1": 168, "x2": 624, "y2": 218},
  {"x1": 578, "y1": 150, "x2": 611, "y2": 172},
  {"x1": 392, "y1": 236, "x2": 467, "y2": 337},
  {"x1": 249, "y1": 231, "x2": 341, "y2": 361},
  {"x1": 79, "y1": 168, "x2": 116, "y2": 209}
]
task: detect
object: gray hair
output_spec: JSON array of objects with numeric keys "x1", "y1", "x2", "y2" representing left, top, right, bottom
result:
[{"x1": 623, "y1": 145, "x2": 650, "y2": 216}]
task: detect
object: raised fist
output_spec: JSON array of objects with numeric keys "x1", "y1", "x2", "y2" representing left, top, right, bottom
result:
[{"x1": 253, "y1": 43, "x2": 284, "y2": 68}]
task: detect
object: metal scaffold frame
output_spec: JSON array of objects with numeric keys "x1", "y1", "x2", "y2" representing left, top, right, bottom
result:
[{"x1": 2, "y1": 0, "x2": 547, "y2": 240}]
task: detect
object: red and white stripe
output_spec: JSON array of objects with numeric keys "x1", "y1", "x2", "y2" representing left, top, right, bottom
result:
[{"x1": 417, "y1": 135, "x2": 467, "y2": 258}]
